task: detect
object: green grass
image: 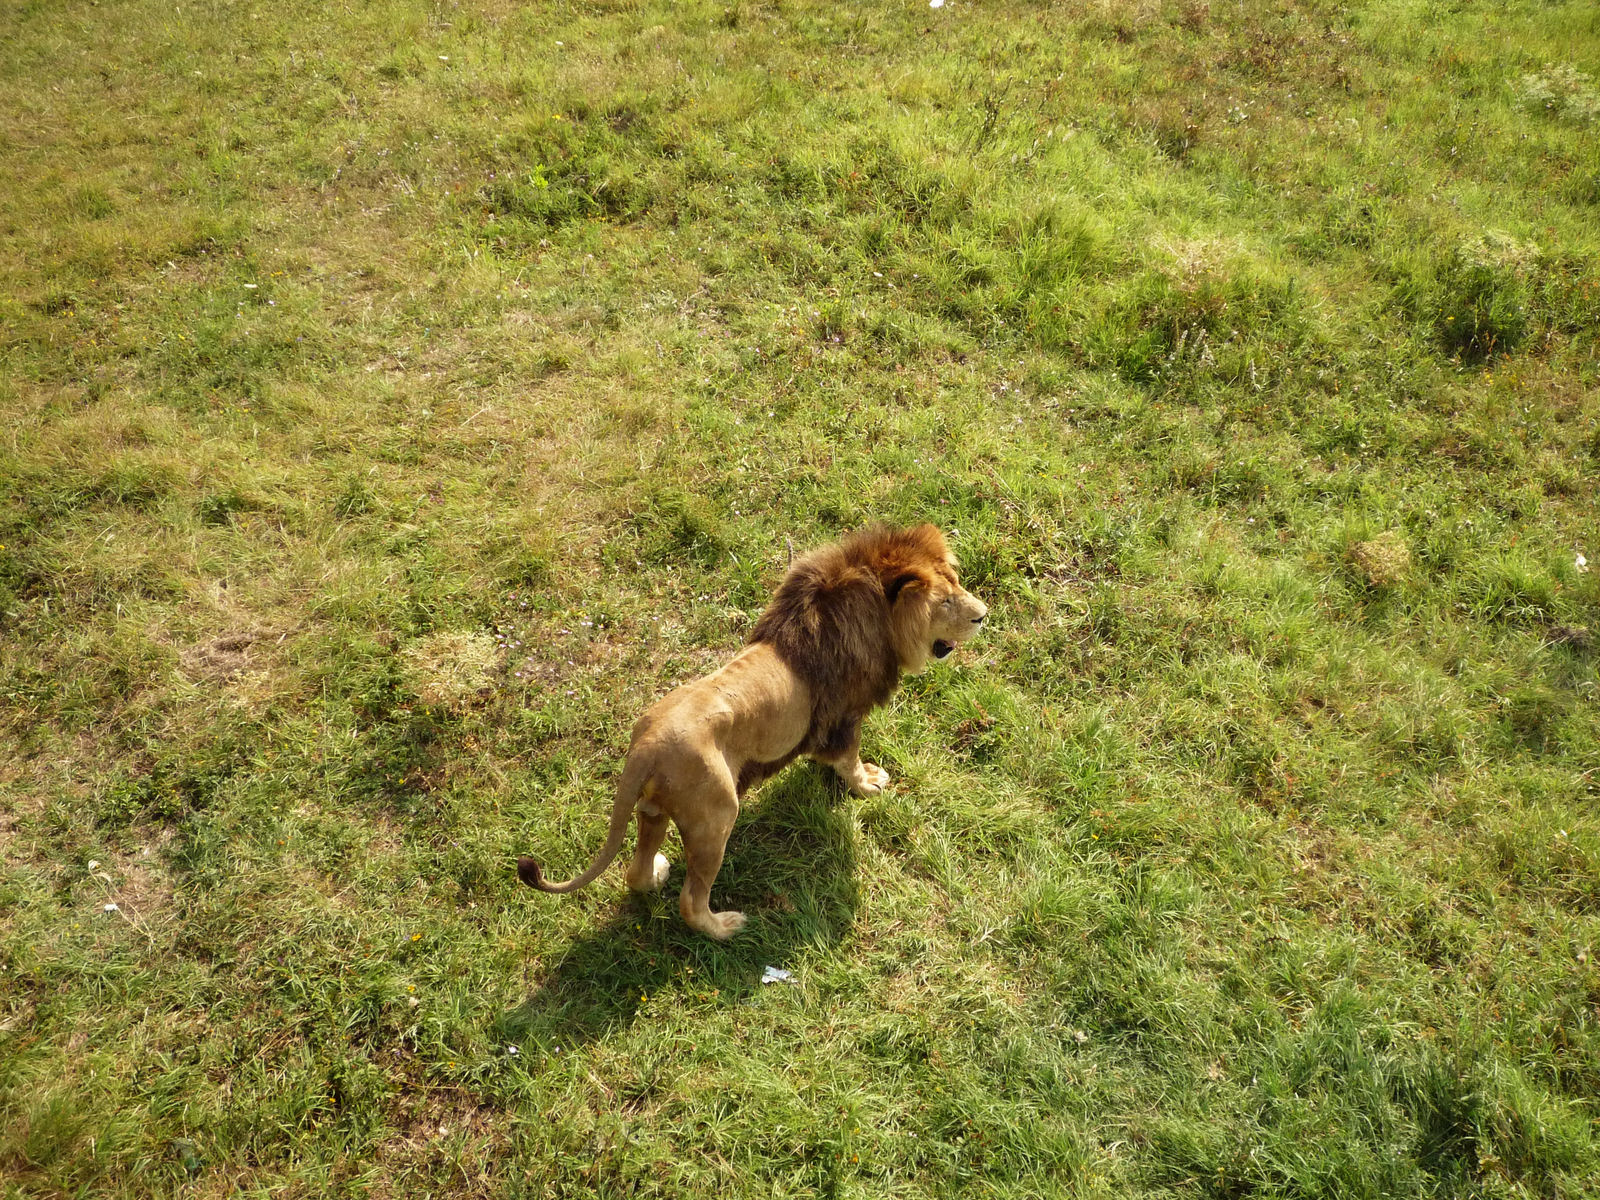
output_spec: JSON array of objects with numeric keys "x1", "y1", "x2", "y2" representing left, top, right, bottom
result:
[{"x1": 2, "y1": 0, "x2": 1598, "y2": 1195}]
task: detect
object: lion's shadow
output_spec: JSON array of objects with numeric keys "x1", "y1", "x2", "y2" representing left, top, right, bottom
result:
[{"x1": 497, "y1": 765, "x2": 859, "y2": 1053}]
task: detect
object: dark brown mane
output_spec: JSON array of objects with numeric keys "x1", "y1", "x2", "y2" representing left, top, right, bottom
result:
[{"x1": 747, "y1": 524, "x2": 948, "y2": 767}]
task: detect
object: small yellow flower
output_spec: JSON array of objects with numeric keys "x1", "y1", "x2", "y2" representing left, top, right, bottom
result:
[{"x1": 411, "y1": 933, "x2": 421, "y2": 941}]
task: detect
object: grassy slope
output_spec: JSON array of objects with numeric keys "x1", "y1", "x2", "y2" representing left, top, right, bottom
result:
[{"x1": 2, "y1": 0, "x2": 1598, "y2": 1195}]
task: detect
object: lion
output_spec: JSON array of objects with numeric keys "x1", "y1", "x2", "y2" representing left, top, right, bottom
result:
[{"x1": 516, "y1": 523, "x2": 988, "y2": 939}]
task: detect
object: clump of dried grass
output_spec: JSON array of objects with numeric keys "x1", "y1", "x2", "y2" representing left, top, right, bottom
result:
[
  {"x1": 1348, "y1": 531, "x2": 1411, "y2": 588},
  {"x1": 402, "y1": 631, "x2": 499, "y2": 708}
]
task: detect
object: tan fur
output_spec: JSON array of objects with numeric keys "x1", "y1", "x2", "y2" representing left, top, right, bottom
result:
[{"x1": 517, "y1": 524, "x2": 987, "y2": 939}]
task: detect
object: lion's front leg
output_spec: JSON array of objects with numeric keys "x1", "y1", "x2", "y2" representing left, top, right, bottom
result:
[
  {"x1": 812, "y1": 718, "x2": 890, "y2": 796},
  {"x1": 836, "y1": 758, "x2": 891, "y2": 796}
]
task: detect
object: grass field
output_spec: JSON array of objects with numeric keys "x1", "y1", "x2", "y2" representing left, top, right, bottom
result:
[{"x1": 3, "y1": 0, "x2": 1599, "y2": 1194}]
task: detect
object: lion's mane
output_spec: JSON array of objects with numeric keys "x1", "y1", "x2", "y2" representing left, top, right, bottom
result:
[{"x1": 739, "y1": 523, "x2": 949, "y2": 791}]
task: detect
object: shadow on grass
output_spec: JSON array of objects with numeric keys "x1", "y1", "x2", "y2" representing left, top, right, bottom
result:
[{"x1": 497, "y1": 764, "x2": 859, "y2": 1053}]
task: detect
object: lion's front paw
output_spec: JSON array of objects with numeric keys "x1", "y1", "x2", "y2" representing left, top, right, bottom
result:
[{"x1": 847, "y1": 762, "x2": 891, "y2": 796}]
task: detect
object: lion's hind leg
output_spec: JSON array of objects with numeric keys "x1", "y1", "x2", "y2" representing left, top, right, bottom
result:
[
  {"x1": 624, "y1": 805, "x2": 672, "y2": 892},
  {"x1": 673, "y1": 775, "x2": 746, "y2": 940}
]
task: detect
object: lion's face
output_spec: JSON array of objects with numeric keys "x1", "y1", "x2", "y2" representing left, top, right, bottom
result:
[
  {"x1": 890, "y1": 549, "x2": 988, "y2": 674},
  {"x1": 926, "y1": 572, "x2": 989, "y2": 663}
]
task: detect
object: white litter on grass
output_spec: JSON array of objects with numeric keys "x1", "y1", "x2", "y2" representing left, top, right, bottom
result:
[
  {"x1": 1578, "y1": 553, "x2": 1590, "y2": 574},
  {"x1": 929, "y1": 0, "x2": 945, "y2": 7},
  {"x1": 87, "y1": 860, "x2": 100, "y2": 870},
  {"x1": 103, "y1": 903, "x2": 120, "y2": 913},
  {"x1": 506, "y1": 1044, "x2": 520, "y2": 1056},
  {"x1": 760, "y1": 965, "x2": 796, "y2": 985}
]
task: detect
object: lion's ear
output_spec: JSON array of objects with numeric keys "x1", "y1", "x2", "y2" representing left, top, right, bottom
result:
[{"x1": 885, "y1": 571, "x2": 926, "y2": 605}]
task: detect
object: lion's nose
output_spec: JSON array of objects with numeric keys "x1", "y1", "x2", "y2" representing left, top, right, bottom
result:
[{"x1": 973, "y1": 609, "x2": 987, "y2": 624}]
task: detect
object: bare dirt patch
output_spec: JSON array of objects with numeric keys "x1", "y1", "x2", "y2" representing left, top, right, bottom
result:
[
  {"x1": 179, "y1": 629, "x2": 284, "y2": 683},
  {"x1": 370, "y1": 1092, "x2": 510, "y2": 1198},
  {"x1": 88, "y1": 830, "x2": 175, "y2": 927}
]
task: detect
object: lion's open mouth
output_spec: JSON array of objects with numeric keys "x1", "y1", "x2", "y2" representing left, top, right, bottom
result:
[{"x1": 931, "y1": 639, "x2": 955, "y2": 659}]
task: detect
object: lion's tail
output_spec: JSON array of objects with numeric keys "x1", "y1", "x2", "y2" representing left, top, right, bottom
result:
[{"x1": 517, "y1": 760, "x2": 652, "y2": 895}]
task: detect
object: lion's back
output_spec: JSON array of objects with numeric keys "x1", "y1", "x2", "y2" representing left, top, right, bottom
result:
[{"x1": 627, "y1": 645, "x2": 811, "y2": 776}]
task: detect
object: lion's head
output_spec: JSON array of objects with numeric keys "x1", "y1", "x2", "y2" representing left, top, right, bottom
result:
[
  {"x1": 873, "y1": 525, "x2": 988, "y2": 674},
  {"x1": 748, "y1": 522, "x2": 988, "y2": 716}
]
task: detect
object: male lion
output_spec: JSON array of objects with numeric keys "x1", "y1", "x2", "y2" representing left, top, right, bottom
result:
[{"x1": 516, "y1": 523, "x2": 988, "y2": 939}]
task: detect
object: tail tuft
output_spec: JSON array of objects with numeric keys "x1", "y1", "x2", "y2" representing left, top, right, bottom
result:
[{"x1": 516, "y1": 857, "x2": 544, "y2": 889}]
